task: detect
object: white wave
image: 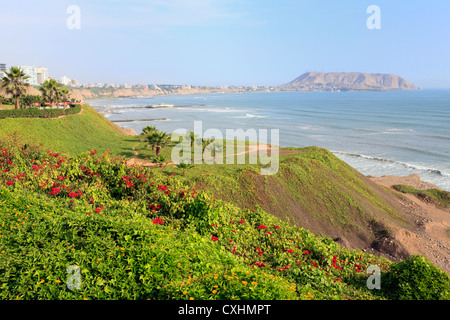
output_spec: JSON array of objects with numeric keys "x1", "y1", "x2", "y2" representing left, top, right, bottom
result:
[{"x1": 332, "y1": 151, "x2": 450, "y2": 178}]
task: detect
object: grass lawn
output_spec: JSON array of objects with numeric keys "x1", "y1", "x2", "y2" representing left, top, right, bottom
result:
[{"x1": 0, "y1": 104, "x2": 140, "y2": 158}]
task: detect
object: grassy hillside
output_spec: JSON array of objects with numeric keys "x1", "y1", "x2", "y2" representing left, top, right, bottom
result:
[
  {"x1": 146, "y1": 146, "x2": 409, "y2": 252},
  {"x1": 1, "y1": 139, "x2": 448, "y2": 300},
  {"x1": 0, "y1": 104, "x2": 139, "y2": 158}
]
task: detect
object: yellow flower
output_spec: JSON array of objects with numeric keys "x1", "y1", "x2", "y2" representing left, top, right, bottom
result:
[
  {"x1": 212, "y1": 290, "x2": 217, "y2": 294},
  {"x1": 56, "y1": 280, "x2": 61, "y2": 283},
  {"x1": 251, "y1": 282, "x2": 257, "y2": 285},
  {"x1": 183, "y1": 291, "x2": 187, "y2": 295},
  {"x1": 1, "y1": 251, "x2": 5, "y2": 254},
  {"x1": 189, "y1": 297, "x2": 194, "y2": 300},
  {"x1": 242, "y1": 281, "x2": 248, "y2": 285},
  {"x1": 40, "y1": 279, "x2": 45, "y2": 283}
]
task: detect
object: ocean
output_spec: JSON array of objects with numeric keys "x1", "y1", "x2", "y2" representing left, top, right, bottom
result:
[{"x1": 88, "y1": 89, "x2": 450, "y2": 191}]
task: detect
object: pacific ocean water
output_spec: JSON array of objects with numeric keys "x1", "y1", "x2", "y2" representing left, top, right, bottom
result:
[{"x1": 89, "y1": 89, "x2": 450, "y2": 191}]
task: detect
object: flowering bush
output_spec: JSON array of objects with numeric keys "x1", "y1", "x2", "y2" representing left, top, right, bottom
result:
[{"x1": 0, "y1": 139, "x2": 447, "y2": 300}]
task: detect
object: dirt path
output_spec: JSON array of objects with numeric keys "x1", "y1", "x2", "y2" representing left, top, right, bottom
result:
[{"x1": 368, "y1": 174, "x2": 450, "y2": 273}]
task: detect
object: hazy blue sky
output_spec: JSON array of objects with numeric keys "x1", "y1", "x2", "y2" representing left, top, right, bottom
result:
[{"x1": 1, "y1": 0, "x2": 449, "y2": 87}]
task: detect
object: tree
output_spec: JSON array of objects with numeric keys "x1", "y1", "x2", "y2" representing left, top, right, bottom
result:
[
  {"x1": 145, "y1": 131, "x2": 158, "y2": 151},
  {"x1": 0, "y1": 95, "x2": 4, "y2": 105},
  {"x1": 176, "y1": 161, "x2": 193, "y2": 176},
  {"x1": 151, "y1": 131, "x2": 171, "y2": 156},
  {"x1": 186, "y1": 131, "x2": 201, "y2": 148},
  {"x1": 142, "y1": 125, "x2": 157, "y2": 136},
  {"x1": 201, "y1": 137, "x2": 215, "y2": 153},
  {"x1": 151, "y1": 155, "x2": 167, "y2": 168},
  {"x1": 1, "y1": 66, "x2": 30, "y2": 109},
  {"x1": 21, "y1": 94, "x2": 42, "y2": 108},
  {"x1": 39, "y1": 79, "x2": 70, "y2": 109}
]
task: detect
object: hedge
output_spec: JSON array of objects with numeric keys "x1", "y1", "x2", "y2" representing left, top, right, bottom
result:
[{"x1": 0, "y1": 104, "x2": 82, "y2": 119}]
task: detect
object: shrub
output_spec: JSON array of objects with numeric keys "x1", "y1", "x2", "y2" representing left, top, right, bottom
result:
[
  {"x1": 0, "y1": 104, "x2": 81, "y2": 119},
  {"x1": 382, "y1": 255, "x2": 450, "y2": 300}
]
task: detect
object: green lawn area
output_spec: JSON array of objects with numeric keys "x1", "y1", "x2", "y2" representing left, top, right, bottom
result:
[{"x1": 0, "y1": 104, "x2": 140, "y2": 158}]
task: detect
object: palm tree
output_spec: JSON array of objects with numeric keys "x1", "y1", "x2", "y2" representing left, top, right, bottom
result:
[
  {"x1": 176, "y1": 161, "x2": 193, "y2": 176},
  {"x1": 1, "y1": 66, "x2": 30, "y2": 109},
  {"x1": 142, "y1": 125, "x2": 157, "y2": 136},
  {"x1": 186, "y1": 131, "x2": 201, "y2": 147},
  {"x1": 206, "y1": 141, "x2": 223, "y2": 162},
  {"x1": 152, "y1": 131, "x2": 171, "y2": 156},
  {"x1": 145, "y1": 131, "x2": 158, "y2": 151},
  {"x1": 39, "y1": 79, "x2": 59, "y2": 109},
  {"x1": 151, "y1": 155, "x2": 167, "y2": 167},
  {"x1": 146, "y1": 131, "x2": 171, "y2": 155},
  {"x1": 201, "y1": 137, "x2": 215, "y2": 153}
]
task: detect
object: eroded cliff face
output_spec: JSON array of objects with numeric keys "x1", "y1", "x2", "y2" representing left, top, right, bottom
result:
[{"x1": 280, "y1": 72, "x2": 419, "y2": 91}]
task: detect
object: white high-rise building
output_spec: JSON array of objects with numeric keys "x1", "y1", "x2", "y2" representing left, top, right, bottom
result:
[
  {"x1": 60, "y1": 75, "x2": 71, "y2": 86},
  {"x1": 36, "y1": 67, "x2": 48, "y2": 85},
  {"x1": 20, "y1": 65, "x2": 38, "y2": 86}
]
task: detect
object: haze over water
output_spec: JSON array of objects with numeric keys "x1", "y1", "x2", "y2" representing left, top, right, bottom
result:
[{"x1": 90, "y1": 89, "x2": 450, "y2": 191}]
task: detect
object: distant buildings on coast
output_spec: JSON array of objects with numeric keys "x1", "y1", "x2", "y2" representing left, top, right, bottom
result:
[
  {"x1": 0, "y1": 62, "x2": 276, "y2": 93},
  {"x1": 0, "y1": 62, "x2": 79, "y2": 88}
]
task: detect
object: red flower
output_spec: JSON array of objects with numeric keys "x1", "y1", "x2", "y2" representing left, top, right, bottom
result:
[
  {"x1": 257, "y1": 225, "x2": 267, "y2": 229},
  {"x1": 287, "y1": 249, "x2": 293, "y2": 254},
  {"x1": 211, "y1": 236, "x2": 218, "y2": 242},
  {"x1": 152, "y1": 218, "x2": 164, "y2": 225},
  {"x1": 239, "y1": 219, "x2": 245, "y2": 224},
  {"x1": 303, "y1": 250, "x2": 310, "y2": 255},
  {"x1": 274, "y1": 225, "x2": 280, "y2": 229},
  {"x1": 50, "y1": 187, "x2": 61, "y2": 195},
  {"x1": 95, "y1": 206, "x2": 104, "y2": 213},
  {"x1": 6, "y1": 180, "x2": 14, "y2": 186}
]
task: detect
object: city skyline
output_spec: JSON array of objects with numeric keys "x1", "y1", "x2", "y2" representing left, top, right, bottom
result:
[{"x1": 1, "y1": 1, "x2": 449, "y2": 88}]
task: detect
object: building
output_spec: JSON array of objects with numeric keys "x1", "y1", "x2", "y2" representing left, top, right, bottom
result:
[
  {"x1": 0, "y1": 63, "x2": 6, "y2": 72},
  {"x1": 36, "y1": 67, "x2": 48, "y2": 85},
  {"x1": 70, "y1": 79, "x2": 79, "y2": 87},
  {"x1": 60, "y1": 75, "x2": 71, "y2": 86},
  {"x1": 20, "y1": 65, "x2": 38, "y2": 86}
]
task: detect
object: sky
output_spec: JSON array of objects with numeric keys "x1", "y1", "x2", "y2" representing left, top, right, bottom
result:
[{"x1": 0, "y1": 0, "x2": 449, "y2": 88}]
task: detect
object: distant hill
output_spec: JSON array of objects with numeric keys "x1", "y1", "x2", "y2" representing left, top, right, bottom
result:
[{"x1": 279, "y1": 72, "x2": 419, "y2": 92}]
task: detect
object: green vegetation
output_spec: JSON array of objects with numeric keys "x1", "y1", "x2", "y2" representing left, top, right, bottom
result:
[
  {"x1": 39, "y1": 79, "x2": 70, "y2": 109},
  {"x1": 164, "y1": 146, "x2": 407, "y2": 246},
  {"x1": 0, "y1": 104, "x2": 81, "y2": 119},
  {"x1": 381, "y1": 255, "x2": 449, "y2": 300},
  {"x1": 1, "y1": 66, "x2": 30, "y2": 109},
  {"x1": 1, "y1": 138, "x2": 448, "y2": 300},
  {"x1": 0, "y1": 104, "x2": 140, "y2": 157},
  {"x1": 393, "y1": 184, "x2": 450, "y2": 208}
]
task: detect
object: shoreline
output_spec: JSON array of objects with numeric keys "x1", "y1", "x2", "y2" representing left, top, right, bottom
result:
[{"x1": 367, "y1": 173, "x2": 444, "y2": 191}]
